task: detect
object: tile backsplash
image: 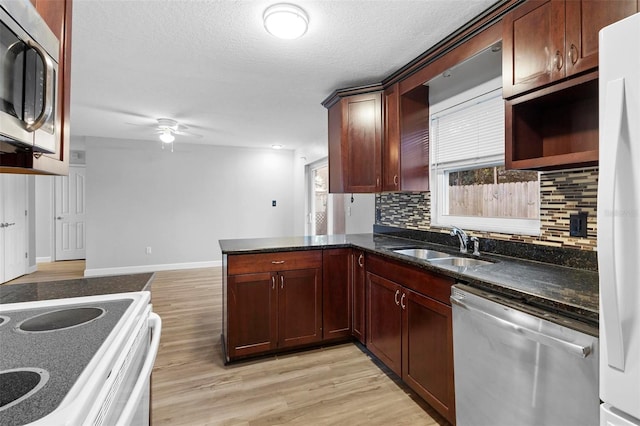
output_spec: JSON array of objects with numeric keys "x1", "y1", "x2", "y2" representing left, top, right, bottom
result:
[{"x1": 376, "y1": 167, "x2": 598, "y2": 252}]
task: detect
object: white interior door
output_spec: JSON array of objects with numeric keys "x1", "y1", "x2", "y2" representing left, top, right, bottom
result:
[
  {"x1": 55, "y1": 166, "x2": 86, "y2": 260},
  {"x1": 0, "y1": 174, "x2": 28, "y2": 283}
]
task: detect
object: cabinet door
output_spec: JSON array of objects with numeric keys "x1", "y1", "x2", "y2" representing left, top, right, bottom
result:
[
  {"x1": 402, "y1": 289, "x2": 455, "y2": 424},
  {"x1": 278, "y1": 268, "x2": 322, "y2": 348},
  {"x1": 227, "y1": 272, "x2": 277, "y2": 359},
  {"x1": 502, "y1": 0, "x2": 566, "y2": 98},
  {"x1": 343, "y1": 93, "x2": 382, "y2": 193},
  {"x1": 351, "y1": 250, "x2": 366, "y2": 344},
  {"x1": 383, "y1": 85, "x2": 401, "y2": 191},
  {"x1": 366, "y1": 272, "x2": 402, "y2": 376},
  {"x1": 399, "y1": 86, "x2": 430, "y2": 191},
  {"x1": 323, "y1": 249, "x2": 352, "y2": 341},
  {"x1": 565, "y1": 0, "x2": 637, "y2": 76}
]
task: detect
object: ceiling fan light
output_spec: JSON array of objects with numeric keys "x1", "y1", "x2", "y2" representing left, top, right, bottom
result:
[
  {"x1": 263, "y1": 4, "x2": 308, "y2": 40},
  {"x1": 159, "y1": 130, "x2": 175, "y2": 143}
]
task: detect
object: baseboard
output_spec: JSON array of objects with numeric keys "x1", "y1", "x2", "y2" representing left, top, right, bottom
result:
[
  {"x1": 36, "y1": 257, "x2": 52, "y2": 263},
  {"x1": 27, "y1": 264, "x2": 38, "y2": 274},
  {"x1": 83, "y1": 260, "x2": 222, "y2": 277}
]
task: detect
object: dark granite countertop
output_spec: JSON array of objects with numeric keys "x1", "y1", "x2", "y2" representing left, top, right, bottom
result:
[
  {"x1": 0, "y1": 273, "x2": 154, "y2": 304},
  {"x1": 220, "y1": 234, "x2": 599, "y2": 326}
]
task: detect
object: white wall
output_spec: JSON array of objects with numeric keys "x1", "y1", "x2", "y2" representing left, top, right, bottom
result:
[
  {"x1": 344, "y1": 193, "x2": 375, "y2": 234},
  {"x1": 84, "y1": 137, "x2": 295, "y2": 275}
]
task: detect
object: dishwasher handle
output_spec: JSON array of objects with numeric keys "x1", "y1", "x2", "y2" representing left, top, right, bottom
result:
[{"x1": 451, "y1": 295, "x2": 592, "y2": 358}]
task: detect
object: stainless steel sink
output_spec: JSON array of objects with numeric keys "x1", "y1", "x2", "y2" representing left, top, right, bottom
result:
[
  {"x1": 393, "y1": 248, "x2": 451, "y2": 260},
  {"x1": 428, "y1": 257, "x2": 493, "y2": 267}
]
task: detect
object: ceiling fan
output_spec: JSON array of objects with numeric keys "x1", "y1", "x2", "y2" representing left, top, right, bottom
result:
[{"x1": 153, "y1": 118, "x2": 202, "y2": 144}]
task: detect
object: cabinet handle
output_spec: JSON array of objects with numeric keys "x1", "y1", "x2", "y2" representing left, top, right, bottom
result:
[
  {"x1": 569, "y1": 43, "x2": 578, "y2": 65},
  {"x1": 393, "y1": 175, "x2": 398, "y2": 186},
  {"x1": 272, "y1": 276, "x2": 276, "y2": 290},
  {"x1": 400, "y1": 293, "x2": 406, "y2": 310},
  {"x1": 554, "y1": 50, "x2": 563, "y2": 70},
  {"x1": 271, "y1": 260, "x2": 285, "y2": 264},
  {"x1": 357, "y1": 254, "x2": 364, "y2": 268},
  {"x1": 280, "y1": 275, "x2": 284, "y2": 289},
  {"x1": 394, "y1": 289, "x2": 400, "y2": 306},
  {"x1": 376, "y1": 177, "x2": 380, "y2": 187}
]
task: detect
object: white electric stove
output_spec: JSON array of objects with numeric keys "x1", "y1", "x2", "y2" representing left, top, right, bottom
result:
[{"x1": 0, "y1": 291, "x2": 161, "y2": 425}]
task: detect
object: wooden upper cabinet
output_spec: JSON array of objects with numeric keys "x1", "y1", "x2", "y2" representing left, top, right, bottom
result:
[
  {"x1": 503, "y1": 0, "x2": 566, "y2": 98},
  {"x1": 383, "y1": 83, "x2": 430, "y2": 192},
  {"x1": 327, "y1": 91, "x2": 382, "y2": 193},
  {"x1": 503, "y1": 0, "x2": 637, "y2": 98},
  {"x1": 383, "y1": 85, "x2": 401, "y2": 192},
  {"x1": 564, "y1": 0, "x2": 638, "y2": 76}
]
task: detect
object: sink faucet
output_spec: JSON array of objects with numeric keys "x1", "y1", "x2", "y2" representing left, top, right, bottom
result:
[{"x1": 450, "y1": 227, "x2": 469, "y2": 253}]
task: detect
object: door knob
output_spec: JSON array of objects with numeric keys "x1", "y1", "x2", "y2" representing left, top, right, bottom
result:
[{"x1": 56, "y1": 217, "x2": 63, "y2": 220}]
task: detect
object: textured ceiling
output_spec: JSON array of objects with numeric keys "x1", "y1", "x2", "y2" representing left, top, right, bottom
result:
[{"x1": 70, "y1": 0, "x2": 497, "y2": 151}]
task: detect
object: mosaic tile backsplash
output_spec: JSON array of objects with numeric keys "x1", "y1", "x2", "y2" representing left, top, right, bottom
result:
[{"x1": 376, "y1": 167, "x2": 599, "y2": 252}]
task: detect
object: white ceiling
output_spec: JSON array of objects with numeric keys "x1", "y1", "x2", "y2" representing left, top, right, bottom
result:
[{"x1": 70, "y1": 0, "x2": 497, "y2": 152}]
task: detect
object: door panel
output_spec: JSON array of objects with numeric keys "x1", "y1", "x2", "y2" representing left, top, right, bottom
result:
[
  {"x1": 402, "y1": 289, "x2": 455, "y2": 423},
  {"x1": 0, "y1": 175, "x2": 27, "y2": 283},
  {"x1": 322, "y1": 249, "x2": 352, "y2": 340},
  {"x1": 367, "y1": 272, "x2": 402, "y2": 375},
  {"x1": 503, "y1": 0, "x2": 565, "y2": 97},
  {"x1": 228, "y1": 272, "x2": 277, "y2": 358},
  {"x1": 278, "y1": 268, "x2": 322, "y2": 348},
  {"x1": 352, "y1": 250, "x2": 366, "y2": 344},
  {"x1": 565, "y1": 0, "x2": 637, "y2": 76},
  {"x1": 55, "y1": 166, "x2": 86, "y2": 260}
]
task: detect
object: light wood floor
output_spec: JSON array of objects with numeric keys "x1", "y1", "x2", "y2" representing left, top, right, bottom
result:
[{"x1": 6, "y1": 262, "x2": 448, "y2": 426}]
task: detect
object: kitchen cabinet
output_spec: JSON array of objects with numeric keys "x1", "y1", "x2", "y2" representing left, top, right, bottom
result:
[
  {"x1": 366, "y1": 254, "x2": 455, "y2": 423},
  {"x1": 351, "y1": 249, "x2": 366, "y2": 344},
  {"x1": 322, "y1": 248, "x2": 352, "y2": 341},
  {"x1": 502, "y1": 0, "x2": 637, "y2": 98},
  {"x1": 502, "y1": 0, "x2": 636, "y2": 170},
  {"x1": 325, "y1": 90, "x2": 383, "y2": 193},
  {"x1": 383, "y1": 84, "x2": 430, "y2": 192},
  {"x1": 224, "y1": 251, "x2": 322, "y2": 362},
  {"x1": 0, "y1": 0, "x2": 72, "y2": 175}
]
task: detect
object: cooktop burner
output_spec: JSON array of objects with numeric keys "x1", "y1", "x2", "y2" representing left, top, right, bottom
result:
[
  {"x1": 0, "y1": 298, "x2": 133, "y2": 425},
  {"x1": 0, "y1": 368, "x2": 49, "y2": 412},
  {"x1": 18, "y1": 307, "x2": 105, "y2": 332},
  {"x1": 0, "y1": 316, "x2": 7, "y2": 327}
]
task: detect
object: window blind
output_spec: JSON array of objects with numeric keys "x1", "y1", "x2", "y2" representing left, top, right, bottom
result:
[{"x1": 431, "y1": 90, "x2": 504, "y2": 167}]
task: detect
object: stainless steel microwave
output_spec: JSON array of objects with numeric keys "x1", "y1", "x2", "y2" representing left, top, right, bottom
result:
[{"x1": 1, "y1": 0, "x2": 59, "y2": 154}]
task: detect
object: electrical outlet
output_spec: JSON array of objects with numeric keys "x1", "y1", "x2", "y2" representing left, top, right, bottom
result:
[
  {"x1": 146, "y1": 246, "x2": 152, "y2": 255},
  {"x1": 569, "y1": 213, "x2": 588, "y2": 237}
]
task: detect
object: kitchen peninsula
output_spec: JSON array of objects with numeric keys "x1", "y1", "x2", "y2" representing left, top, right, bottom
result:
[{"x1": 220, "y1": 227, "x2": 599, "y2": 424}]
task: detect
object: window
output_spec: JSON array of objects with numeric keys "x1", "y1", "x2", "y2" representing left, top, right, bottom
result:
[{"x1": 430, "y1": 80, "x2": 540, "y2": 235}]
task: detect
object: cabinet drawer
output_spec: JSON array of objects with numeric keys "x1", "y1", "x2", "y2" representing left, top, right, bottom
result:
[
  {"x1": 367, "y1": 254, "x2": 454, "y2": 305},
  {"x1": 228, "y1": 250, "x2": 322, "y2": 275}
]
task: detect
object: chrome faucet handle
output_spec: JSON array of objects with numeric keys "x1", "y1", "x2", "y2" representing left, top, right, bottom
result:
[
  {"x1": 450, "y1": 227, "x2": 468, "y2": 253},
  {"x1": 470, "y1": 236, "x2": 480, "y2": 256}
]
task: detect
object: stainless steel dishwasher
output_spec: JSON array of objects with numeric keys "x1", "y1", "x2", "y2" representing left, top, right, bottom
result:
[{"x1": 450, "y1": 284, "x2": 599, "y2": 426}]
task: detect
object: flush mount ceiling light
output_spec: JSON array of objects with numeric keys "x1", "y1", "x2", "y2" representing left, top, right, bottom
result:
[
  {"x1": 263, "y1": 3, "x2": 309, "y2": 40},
  {"x1": 271, "y1": 144, "x2": 284, "y2": 150}
]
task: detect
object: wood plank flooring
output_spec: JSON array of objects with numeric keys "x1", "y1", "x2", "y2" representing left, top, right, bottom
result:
[{"x1": 5, "y1": 263, "x2": 448, "y2": 425}]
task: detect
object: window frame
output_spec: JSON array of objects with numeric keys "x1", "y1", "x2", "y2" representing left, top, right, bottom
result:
[{"x1": 429, "y1": 79, "x2": 541, "y2": 236}]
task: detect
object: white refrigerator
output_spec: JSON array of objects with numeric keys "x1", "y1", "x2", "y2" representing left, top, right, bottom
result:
[{"x1": 599, "y1": 12, "x2": 640, "y2": 426}]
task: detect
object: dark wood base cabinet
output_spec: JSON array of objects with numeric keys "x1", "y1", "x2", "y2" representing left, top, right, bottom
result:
[
  {"x1": 222, "y1": 248, "x2": 455, "y2": 424},
  {"x1": 366, "y1": 255, "x2": 456, "y2": 424},
  {"x1": 223, "y1": 251, "x2": 323, "y2": 362},
  {"x1": 223, "y1": 248, "x2": 357, "y2": 363}
]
